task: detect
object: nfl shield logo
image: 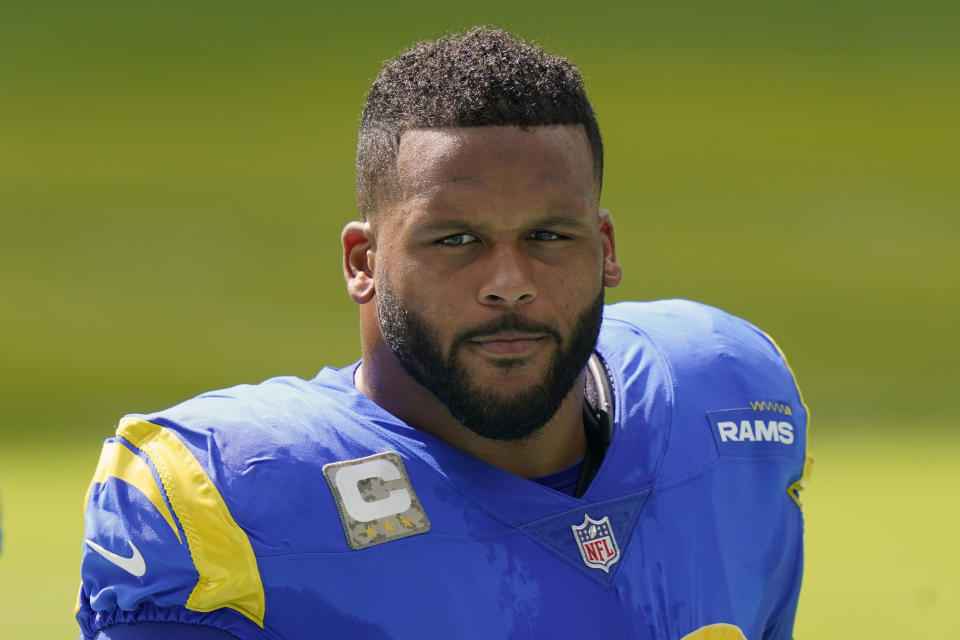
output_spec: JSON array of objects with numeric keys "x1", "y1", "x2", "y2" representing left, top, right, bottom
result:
[{"x1": 571, "y1": 514, "x2": 620, "y2": 572}]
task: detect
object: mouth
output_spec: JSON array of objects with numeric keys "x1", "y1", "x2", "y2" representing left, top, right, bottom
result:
[{"x1": 465, "y1": 333, "x2": 549, "y2": 356}]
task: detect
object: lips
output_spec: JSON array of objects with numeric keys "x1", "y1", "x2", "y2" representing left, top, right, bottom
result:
[{"x1": 465, "y1": 333, "x2": 548, "y2": 356}]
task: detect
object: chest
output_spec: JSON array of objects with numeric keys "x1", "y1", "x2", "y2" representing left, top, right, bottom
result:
[{"x1": 247, "y1": 459, "x2": 796, "y2": 640}]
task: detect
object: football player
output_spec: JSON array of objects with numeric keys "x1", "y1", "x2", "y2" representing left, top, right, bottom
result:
[{"x1": 77, "y1": 27, "x2": 810, "y2": 639}]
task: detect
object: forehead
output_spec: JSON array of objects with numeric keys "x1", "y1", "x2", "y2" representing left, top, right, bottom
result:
[{"x1": 393, "y1": 125, "x2": 596, "y2": 205}]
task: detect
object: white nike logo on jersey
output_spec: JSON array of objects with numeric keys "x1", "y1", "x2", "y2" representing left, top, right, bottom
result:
[{"x1": 85, "y1": 539, "x2": 146, "y2": 577}]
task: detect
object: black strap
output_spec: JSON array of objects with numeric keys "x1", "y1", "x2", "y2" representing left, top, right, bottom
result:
[{"x1": 574, "y1": 353, "x2": 614, "y2": 497}]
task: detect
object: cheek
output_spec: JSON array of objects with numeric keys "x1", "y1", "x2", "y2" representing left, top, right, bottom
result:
[
  {"x1": 390, "y1": 278, "x2": 463, "y2": 339},
  {"x1": 543, "y1": 262, "x2": 601, "y2": 302},
  {"x1": 550, "y1": 272, "x2": 604, "y2": 330}
]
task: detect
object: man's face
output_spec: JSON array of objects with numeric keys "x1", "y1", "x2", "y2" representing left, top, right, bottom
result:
[{"x1": 371, "y1": 125, "x2": 617, "y2": 441}]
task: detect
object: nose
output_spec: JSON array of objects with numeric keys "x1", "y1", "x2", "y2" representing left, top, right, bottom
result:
[{"x1": 478, "y1": 244, "x2": 537, "y2": 306}]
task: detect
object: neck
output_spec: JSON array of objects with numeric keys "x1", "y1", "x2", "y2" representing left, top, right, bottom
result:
[{"x1": 355, "y1": 340, "x2": 588, "y2": 478}]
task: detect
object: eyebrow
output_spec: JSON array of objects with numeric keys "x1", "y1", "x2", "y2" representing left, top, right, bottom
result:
[
  {"x1": 528, "y1": 215, "x2": 592, "y2": 230},
  {"x1": 414, "y1": 215, "x2": 592, "y2": 235},
  {"x1": 444, "y1": 175, "x2": 482, "y2": 184},
  {"x1": 411, "y1": 218, "x2": 475, "y2": 235}
]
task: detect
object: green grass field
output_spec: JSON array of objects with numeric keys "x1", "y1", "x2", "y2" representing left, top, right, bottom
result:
[{"x1": 1, "y1": 1, "x2": 957, "y2": 637}]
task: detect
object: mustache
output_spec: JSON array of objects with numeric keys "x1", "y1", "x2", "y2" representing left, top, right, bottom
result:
[{"x1": 453, "y1": 314, "x2": 562, "y2": 346}]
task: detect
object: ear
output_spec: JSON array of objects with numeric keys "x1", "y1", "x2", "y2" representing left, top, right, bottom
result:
[
  {"x1": 342, "y1": 221, "x2": 376, "y2": 303},
  {"x1": 598, "y1": 209, "x2": 622, "y2": 288}
]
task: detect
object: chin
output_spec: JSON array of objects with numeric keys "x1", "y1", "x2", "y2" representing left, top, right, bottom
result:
[{"x1": 471, "y1": 359, "x2": 550, "y2": 385}]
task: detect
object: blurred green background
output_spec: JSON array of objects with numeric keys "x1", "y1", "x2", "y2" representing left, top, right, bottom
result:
[{"x1": 1, "y1": 0, "x2": 957, "y2": 637}]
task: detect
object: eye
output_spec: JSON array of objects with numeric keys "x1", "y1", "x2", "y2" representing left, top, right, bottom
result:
[
  {"x1": 525, "y1": 230, "x2": 567, "y2": 242},
  {"x1": 437, "y1": 233, "x2": 479, "y2": 247}
]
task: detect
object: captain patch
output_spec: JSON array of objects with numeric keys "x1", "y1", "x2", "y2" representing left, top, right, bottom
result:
[
  {"x1": 323, "y1": 452, "x2": 430, "y2": 550},
  {"x1": 707, "y1": 404, "x2": 803, "y2": 459}
]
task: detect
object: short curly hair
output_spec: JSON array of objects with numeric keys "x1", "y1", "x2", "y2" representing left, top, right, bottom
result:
[{"x1": 356, "y1": 27, "x2": 603, "y2": 219}]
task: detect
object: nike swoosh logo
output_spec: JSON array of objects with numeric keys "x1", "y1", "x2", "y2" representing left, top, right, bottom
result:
[{"x1": 85, "y1": 538, "x2": 146, "y2": 577}]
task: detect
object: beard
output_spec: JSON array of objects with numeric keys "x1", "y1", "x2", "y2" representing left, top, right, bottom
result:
[{"x1": 377, "y1": 280, "x2": 604, "y2": 442}]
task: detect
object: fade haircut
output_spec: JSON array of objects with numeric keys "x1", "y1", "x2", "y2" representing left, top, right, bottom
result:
[{"x1": 356, "y1": 27, "x2": 603, "y2": 219}]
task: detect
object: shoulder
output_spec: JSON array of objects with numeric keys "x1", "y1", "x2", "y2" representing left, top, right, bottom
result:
[
  {"x1": 603, "y1": 299, "x2": 779, "y2": 356},
  {"x1": 133, "y1": 366, "x2": 374, "y2": 470},
  {"x1": 78, "y1": 367, "x2": 368, "y2": 638},
  {"x1": 106, "y1": 367, "x2": 376, "y2": 541},
  {"x1": 149, "y1": 368, "x2": 359, "y2": 443},
  {"x1": 601, "y1": 299, "x2": 800, "y2": 392},
  {"x1": 600, "y1": 299, "x2": 809, "y2": 485},
  {"x1": 599, "y1": 302, "x2": 808, "y2": 635}
]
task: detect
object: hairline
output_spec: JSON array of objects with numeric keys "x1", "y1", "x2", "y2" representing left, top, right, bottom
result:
[{"x1": 364, "y1": 123, "x2": 601, "y2": 222}]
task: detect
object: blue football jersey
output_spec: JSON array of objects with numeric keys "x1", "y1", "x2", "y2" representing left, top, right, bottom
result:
[{"x1": 77, "y1": 300, "x2": 811, "y2": 639}]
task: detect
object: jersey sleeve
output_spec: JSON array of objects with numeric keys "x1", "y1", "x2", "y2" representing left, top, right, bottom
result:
[
  {"x1": 77, "y1": 417, "x2": 268, "y2": 640},
  {"x1": 762, "y1": 573, "x2": 802, "y2": 640},
  {"x1": 603, "y1": 300, "x2": 811, "y2": 636}
]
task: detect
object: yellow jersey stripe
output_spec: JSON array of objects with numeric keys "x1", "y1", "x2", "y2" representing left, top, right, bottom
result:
[
  {"x1": 83, "y1": 441, "x2": 182, "y2": 543},
  {"x1": 761, "y1": 330, "x2": 814, "y2": 507},
  {"x1": 681, "y1": 622, "x2": 747, "y2": 639},
  {"x1": 118, "y1": 417, "x2": 266, "y2": 627}
]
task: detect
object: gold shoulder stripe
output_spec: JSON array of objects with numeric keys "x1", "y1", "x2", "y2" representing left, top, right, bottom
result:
[
  {"x1": 761, "y1": 330, "x2": 811, "y2": 422},
  {"x1": 118, "y1": 417, "x2": 266, "y2": 627},
  {"x1": 788, "y1": 453, "x2": 815, "y2": 508},
  {"x1": 681, "y1": 623, "x2": 747, "y2": 639},
  {"x1": 762, "y1": 330, "x2": 813, "y2": 507},
  {"x1": 83, "y1": 441, "x2": 182, "y2": 543}
]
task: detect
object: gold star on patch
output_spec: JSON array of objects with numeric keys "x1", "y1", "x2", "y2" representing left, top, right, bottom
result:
[
  {"x1": 364, "y1": 524, "x2": 376, "y2": 538},
  {"x1": 400, "y1": 515, "x2": 414, "y2": 528},
  {"x1": 383, "y1": 519, "x2": 396, "y2": 532}
]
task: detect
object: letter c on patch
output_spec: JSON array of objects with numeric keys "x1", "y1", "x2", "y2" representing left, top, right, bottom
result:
[{"x1": 334, "y1": 458, "x2": 412, "y2": 522}]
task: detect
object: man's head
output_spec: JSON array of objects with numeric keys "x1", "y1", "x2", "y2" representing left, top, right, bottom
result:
[
  {"x1": 356, "y1": 27, "x2": 603, "y2": 220},
  {"x1": 344, "y1": 29, "x2": 621, "y2": 443}
]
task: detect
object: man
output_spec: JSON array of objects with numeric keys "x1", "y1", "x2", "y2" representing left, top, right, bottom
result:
[{"x1": 77, "y1": 28, "x2": 810, "y2": 639}]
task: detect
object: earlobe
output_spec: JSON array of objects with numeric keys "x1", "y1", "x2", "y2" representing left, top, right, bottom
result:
[
  {"x1": 598, "y1": 209, "x2": 622, "y2": 288},
  {"x1": 342, "y1": 221, "x2": 376, "y2": 303}
]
